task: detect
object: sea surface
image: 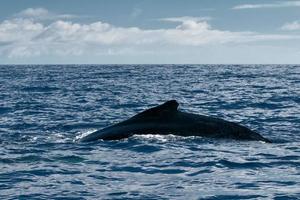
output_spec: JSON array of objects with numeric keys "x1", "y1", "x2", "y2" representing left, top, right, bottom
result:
[{"x1": 0, "y1": 65, "x2": 300, "y2": 199}]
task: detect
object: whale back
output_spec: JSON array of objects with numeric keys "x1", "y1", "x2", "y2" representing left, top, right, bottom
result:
[{"x1": 80, "y1": 100, "x2": 271, "y2": 142}]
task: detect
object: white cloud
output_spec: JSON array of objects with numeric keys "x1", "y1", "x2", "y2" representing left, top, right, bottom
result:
[
  {"x1": 15, "y1": 7, "x2": 77, "y2": 20},
  {"x1": 281, "y1": 21, "x2": 300, "y2": 30},
  {"x1": 19, "y1": 8, "x2": 49, "y2": 17},
  {"x1": 0, "y1": 9, "x2": 299, "y2": 58},
  {"x1": 0, "y1": 18, "x2": 44, "y2": 43},
  {"x1": 32, "y1": 18, "x2": 294, "y2": 46},
  {"x1": 130, "y1": 8, "x2": 143, "y2": 18},
  {"x1": 160, "y1": 16, "x2": 212, "y2": 23},
  {"x1": 233, "y1": 1, "x2": 300, "y2": 10}
]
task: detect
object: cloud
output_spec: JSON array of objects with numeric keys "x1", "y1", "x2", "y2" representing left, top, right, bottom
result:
[
  {"x1": 130, "y1": 7, "x2": 143, "y2": 18},
  {"x1": 0, "y1": 9, "x2": 299, "y2": 58},
  {"x1": 160, "y1": 16, "x2": 212, "y2": 23},
  {"x1": 281, "y1": 21, "x2": 300, "y2": 30},
  {"x1": 0, "y1": 18, "x2": 44, "y2": 43},
  {"x1": 232, "y1": 1, "x2": 300, "y2": 10},
  {"x1": 19, "y1": 8, "x2": 49, "y2": 17},
  {"x1": 15, "y1": 7, "x2": 77, "y2": 20}
]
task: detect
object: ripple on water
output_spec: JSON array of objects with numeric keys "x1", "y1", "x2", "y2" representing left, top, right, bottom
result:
[{"x1": 0, "y1": 65, "x2": 299, "y2": 199}]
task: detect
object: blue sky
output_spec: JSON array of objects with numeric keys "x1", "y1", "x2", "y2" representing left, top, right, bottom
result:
[{"x1": 1, "y1": 0, "x2": 300, "y2": 64}]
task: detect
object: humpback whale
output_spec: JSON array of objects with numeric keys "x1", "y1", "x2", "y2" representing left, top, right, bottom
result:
[{"x1": 79, "y1": 100, "x2": 271, "y2": 143}]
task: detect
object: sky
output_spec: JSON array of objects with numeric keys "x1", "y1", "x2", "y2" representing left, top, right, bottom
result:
[{"x1": 1, "y1": 0, "x2": 300, "y2": 64}]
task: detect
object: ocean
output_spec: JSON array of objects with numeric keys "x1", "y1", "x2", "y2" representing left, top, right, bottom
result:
[{"x1": 0, "y1": 65, "x2": 299, "y2": 199}]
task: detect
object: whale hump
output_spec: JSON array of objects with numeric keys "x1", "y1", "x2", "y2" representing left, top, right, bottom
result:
[{"x1": 133, "y1": 100, "x2": 179, "y2": 119}]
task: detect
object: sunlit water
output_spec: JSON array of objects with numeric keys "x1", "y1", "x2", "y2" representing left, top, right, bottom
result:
[{"x1": 0, "y1": 65, "x2": 299, "y2": 199}]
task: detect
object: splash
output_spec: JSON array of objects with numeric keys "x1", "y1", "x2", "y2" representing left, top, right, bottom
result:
[{"x1": 74, "y1": 129, "x2": 98, "y2": 142}]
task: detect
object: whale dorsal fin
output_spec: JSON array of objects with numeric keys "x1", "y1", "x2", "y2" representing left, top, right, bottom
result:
[
  {"x1": 151, "y1": 100, "x2": 179, "y2": 112},
  {"x1": 133, "y1": 100, "x2": 179, "y2": 119}
]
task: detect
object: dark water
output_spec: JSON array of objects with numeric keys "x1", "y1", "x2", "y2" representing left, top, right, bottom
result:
[{"x1": 0, "y1": 65, "x2": 300, "y2": 199}]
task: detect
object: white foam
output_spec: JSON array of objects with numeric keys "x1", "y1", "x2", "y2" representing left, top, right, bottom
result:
[
  {"x1": 74, "y1": 129, "x2": 98, "y2": 142},
  {"x1": 133, "y1": 134, "x2": 179, "y2": 142},
  {"x1": 45, "y1": 132, "x2": 71, "y2": 143}
]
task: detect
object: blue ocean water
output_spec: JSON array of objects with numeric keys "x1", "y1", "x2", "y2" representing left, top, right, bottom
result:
[{"x1": 0, "y1": 65, "x2": 299, "y2": 199}]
